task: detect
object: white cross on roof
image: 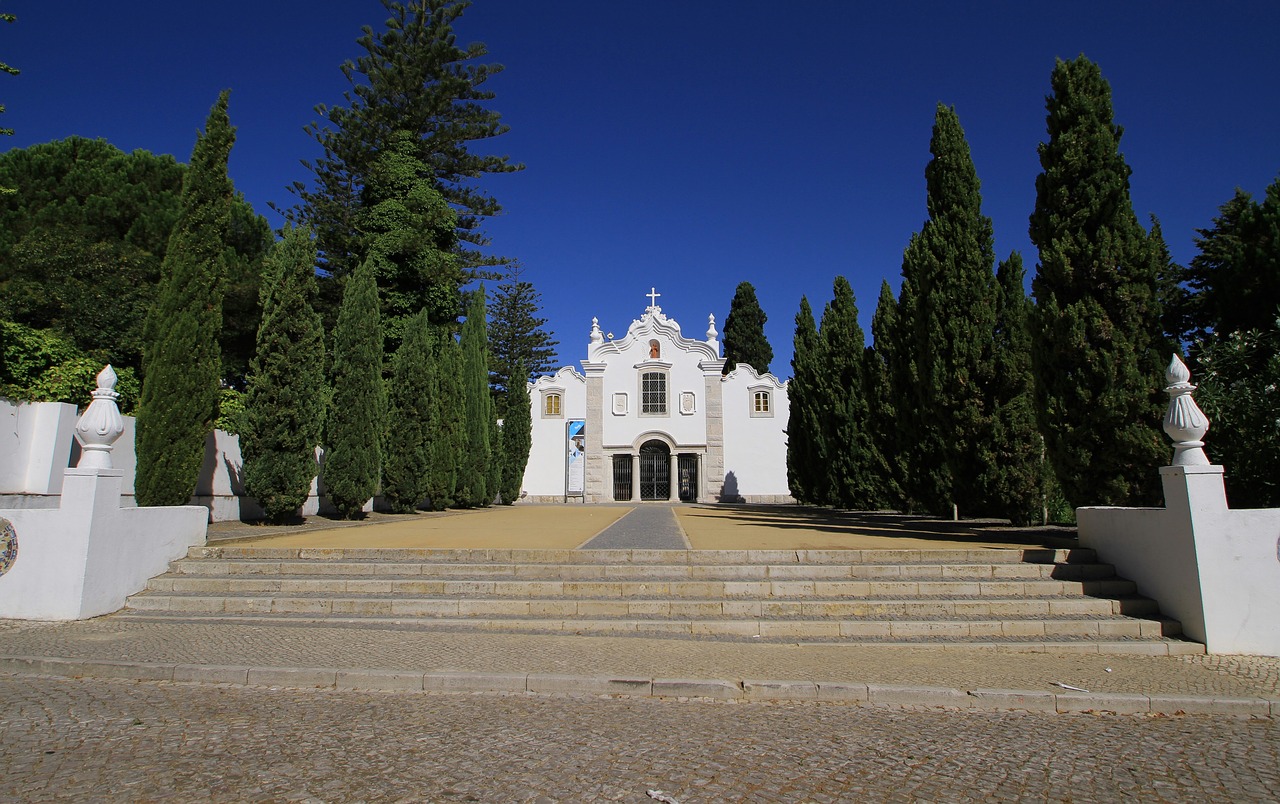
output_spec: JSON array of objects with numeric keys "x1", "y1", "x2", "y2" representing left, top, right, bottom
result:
[{"x1": 646, "y1": 287, "x2": 661, "y2": 308}]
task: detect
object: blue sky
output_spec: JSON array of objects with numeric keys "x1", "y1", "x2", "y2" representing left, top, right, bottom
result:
[{"x1": 4, "y1": 1, "x2": 1278, "y2": 378}]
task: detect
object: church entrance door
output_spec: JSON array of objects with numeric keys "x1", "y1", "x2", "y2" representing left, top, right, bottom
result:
[{"x1": 638, "y1": 440, "x2": 671, "y2": 501}]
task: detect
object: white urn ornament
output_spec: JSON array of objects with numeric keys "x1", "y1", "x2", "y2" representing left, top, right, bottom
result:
[
  {"x1": 74, "y1": 365, "x2": 126, "y2": 471},
  {"x1": 1162, "y1": 354, "x2": 1210, "y2": 467}
]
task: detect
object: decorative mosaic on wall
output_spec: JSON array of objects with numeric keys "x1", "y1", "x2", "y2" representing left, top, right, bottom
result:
[{"x1": 0, "y1": 517, "x2": 16, "y2": 577}]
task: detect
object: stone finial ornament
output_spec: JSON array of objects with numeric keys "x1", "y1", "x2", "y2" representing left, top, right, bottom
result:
[
  {"x1": 706, "y1": 313, "x2": 718, "y2": 342},
  {"x1": 1163, "y1": 354, "x2": 1210, "y2": 466},
  {"x1": 74, "y1": 365, "x2": 126, "y2": 471},
  {"x1": 590, "y1": 316, "x2": 603, "y2": 345}
]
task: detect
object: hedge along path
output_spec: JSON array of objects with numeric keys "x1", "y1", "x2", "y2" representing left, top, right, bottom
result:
[
  {"x1": 675, "y1": 505, "x2": 1076, "y2": 551},
  {"x1": 230, "y1": 506, "x2": 632, "y2": 550}
]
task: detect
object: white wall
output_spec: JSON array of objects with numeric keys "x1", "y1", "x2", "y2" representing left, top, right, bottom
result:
[
  {"x1": 721, "y1": 365, "x2": 792, "y2": 502},
  {"x1": 1079, "y1": 465, "x2": 1280, "y2": 656},
  {"x1": 523, "y1": 368, "x2": 586, "y2": 499},
  {"x1": 0, "y1": 400, "x2": 78, "y2": 495},
  {"x1": 0, "y1": 469, "x2": 207, "y2": 620}
]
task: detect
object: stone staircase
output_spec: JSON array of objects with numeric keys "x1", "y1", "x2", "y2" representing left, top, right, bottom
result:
[{"x1": 119, "y1": 545, "x2": 1202, "y2": 654}]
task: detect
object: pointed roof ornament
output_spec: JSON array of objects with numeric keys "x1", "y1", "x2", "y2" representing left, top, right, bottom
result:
[{"x1": 1163, "y1": 354, "x2": 1211, "y2": 466}]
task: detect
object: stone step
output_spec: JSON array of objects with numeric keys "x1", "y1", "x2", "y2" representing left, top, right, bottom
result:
[
  {"x1": 125, "y1": 593, "x2": 1161, "y2": 620},
  {"x1": 165, "y1": 560, "x2": 1120, "y2": 582},
  {"x1": 144, "y1": 575, "x2": 1139, "y2": 599},
  {"x1": 112, "y1": 609, "x2": 1185, "y2": 642},
  {"x1": 187, "y1": 546, "x2": 1099, "y2": 566}
]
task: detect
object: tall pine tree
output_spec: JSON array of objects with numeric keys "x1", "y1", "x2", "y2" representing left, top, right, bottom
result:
[
  {"x1": 323, "y1": 257, "x2": 385, "y2": 518},
  {"x1": 381, "y1": 309, "x2": 435, "y2": 512},
  {"x1": 456, "y1": 286, "x2": 493, "y2": 507},
  {"x1": 135, "y1": 92, "x2": 235, "y2": 507},
  {"x1": 488, "y1": 264, "x2": 559, "y2": 404},
  {"x1": 241, "y1": 225, "x2": 325, "y2": 523},
  {"x1": 897, "y1": 104, "x2": 998, "y2": 517},
  {"x1": 722, "y1": 281, "x2": 773, "y2": 375},
  {"x1": 290, "y1": 0, "x2": 521, "y2": 314},
  {"x1": 786, "y1": 298, "x2": 822, "y2": 504},
  {"x1": 357, "y1": 130, "x2": 462, "y2": 349},
  {"x1": 1029, "y1": 55, "x2": 1165, "y2": 507}
]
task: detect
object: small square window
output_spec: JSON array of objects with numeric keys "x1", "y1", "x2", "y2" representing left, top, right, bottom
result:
[
  {"x1": 750, "y1": 390, "x2": 772, "y2": 417},
  {"x1": 543, "y1": 392, "x2": 563, "y2": 418}
]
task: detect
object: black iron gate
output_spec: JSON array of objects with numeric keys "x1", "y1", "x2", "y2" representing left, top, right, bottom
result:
[
  {"x1": 677, "y1": 454, "x2": 698, "y2": 502},
  {"x1": 639, "y1": 442, "x2": 670, "y2": 500},
  {"x1": 612, "y1": 454, "x2": 633, "y2": 501}
]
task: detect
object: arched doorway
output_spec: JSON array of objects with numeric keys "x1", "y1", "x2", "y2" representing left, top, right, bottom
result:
[{"x1": 638, "y1": 440, "x2": 671, "y2": 500}]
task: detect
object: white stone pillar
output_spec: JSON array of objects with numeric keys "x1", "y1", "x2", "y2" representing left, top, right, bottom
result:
[
  {"x1": 631, "y1": 454, "x2": 640, "y2": 502},
  {"x1": 668, "y1": 453, "x2": 679, "y2": 502}
]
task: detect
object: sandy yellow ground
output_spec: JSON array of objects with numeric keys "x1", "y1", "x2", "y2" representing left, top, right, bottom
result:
[
  {"x1": 229, "y1": 506, "x2": 631, "y2": 550},
  {"x1": 675, "y1": 505, "x2": 1073, "y2": 551}
]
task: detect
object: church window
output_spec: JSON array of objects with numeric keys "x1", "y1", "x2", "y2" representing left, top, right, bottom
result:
[
  {"x1": 640, "y1": 371, "x2": 668, "y2": 415},
  {"x1": 543, "y1": 392, "x2": 562, "y2": 418},
  {"x1": 751, "y1": 390, "x2": 772, "y2": 417}
]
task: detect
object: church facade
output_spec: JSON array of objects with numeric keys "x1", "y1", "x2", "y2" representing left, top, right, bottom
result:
[{"x1": 520, "y1": 292, "x2": 793, "y2": 504}]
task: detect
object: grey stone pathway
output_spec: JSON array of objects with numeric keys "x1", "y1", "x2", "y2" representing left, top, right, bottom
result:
[
  {"x1": 580, "y1": 504, "x2": 688, "y2": 549},
  {"x1": 3, "y1": 673, "x2": 1277, "y2": 803}
]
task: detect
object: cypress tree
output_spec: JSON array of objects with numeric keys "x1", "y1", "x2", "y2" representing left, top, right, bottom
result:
[
  {"x1": 722, "y1": 281, "x2": 773, "y2": 375},
  {"x1": 980, "y1": 252, "x2": 1047, "y2": 525},
  {"x1": 817, "y1": 277, "x2": 881, "y2": 509},
  {"x1": 866, "y1": 280, "x2": 905, "y2": 509},
  {"x1": 1029, "y1": 55, "x2": 1165, "y2": 507},
  {"x1": 897, "y1": 104, "x2": 998, "y2": 517},
  {"x1": 786, "y1": 297, "x2": 822, "y2": 504},
  {"x1": 241, "y1": 225, "x2": 325, "y2": 523},
  {"x1": 456, "y1": 286, "x2": 492, "y2": 507},
  {"x1": 324, "y1": 257, "x2": 385, "y2": 518},
  {"x1": 427, "y1": 330, "x2": 465, "y2": 509},
  {"x1": 135, "y1": 91, "x2": 234, "y2": 507},
  {"x1": 498, "y1": 361, "x2": 532, "y2": 504},
  {"x1": 381, "y1": 309, "x2": 435, "y2": 512}
]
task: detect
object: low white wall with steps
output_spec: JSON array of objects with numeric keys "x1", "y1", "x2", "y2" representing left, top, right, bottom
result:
[
  {"x1": 1079, "y1": 465, "x2": 1280, "y2": 657},
  {"x1": 0, "y1": 469, "x2": 207, "y2": 620}
]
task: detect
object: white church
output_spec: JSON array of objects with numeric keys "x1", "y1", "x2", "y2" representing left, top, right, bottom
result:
[{"x1": 520, "y1": 290, "x2": 793, "y2": 504}]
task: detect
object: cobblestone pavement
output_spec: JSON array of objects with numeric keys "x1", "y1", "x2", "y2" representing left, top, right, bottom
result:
[
  {"x1": 1, "y1": 619, "x2": 1278, "y2": 700},
  {"x1": 582, "y1": 506, "x2": 689, "y2": 550},
  {"x1": 2, "y1": 674, "x2": 1276, "y2": 803}
]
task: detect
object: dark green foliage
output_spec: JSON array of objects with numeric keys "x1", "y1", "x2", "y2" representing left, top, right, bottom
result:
[
  {"x1": 0, "y1": 321, "x2": 140, "y2": 413},
  {"x1": 785, "y1": 297, "x2": 822, "y2": 503},
  {"x1": 865, "y1": 280, "x2": 905, "y2": 509},
  {"x1": 897, "y1": 104, "x2": 998, "y2": 516},
  {"x1": 1029, "y1": 56, "x2": 1165, "y2": 507},
  {"x1": 358, "y1": 130, "x2": 462, "y2": 347},
  {"x1": 427, "y1": 330, "x2": 465, "y2": 509},
  {"x1": 1193, "y1": 319, "x2": 1280, "y2": 508},
  {"x1": 497, "y1": 361, "x2": 532, "y2": 504},
  {"x1": 1183, "y1": 179, "x2": 1280, "y2": 341},
  {"x1": 135, "y1": 92, "x2": 235, "y2": 507},
  {"x1": 816, "y1": 277, "x2": 884, "y2": 509},
  {"x1": 290, "y1": 0, "x2": 522, "y2": 320},
  {"x1": 980, "y1": 253, "x2": 1047, "y2": 525},
  {"x1": 241, "y1": 225, "x2": 325, "y2": 523},
  {"x1": 323, "y1": 257, "x2": 385, "y2": 518},
  {"x1": 488, "y1": 266, "x2": 559, "y2": 403},
  {"x1": 1150, "y1": 216, "x2": 1190, "y2": 352},
  {"x1": 456, "y1": 286, "x2": 493, "y2": 507},
  {"x1": 722, "y1": 282, "x2": 773, "y2": 375},
  {"x1": 0, "y1": 137, "x2": 270, "y2": 385},
  {"x1": 381, "y1": 309, "x2": 435, "y2": 512}
]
